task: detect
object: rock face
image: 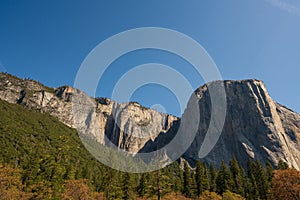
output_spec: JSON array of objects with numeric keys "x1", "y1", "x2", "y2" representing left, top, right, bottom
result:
[
  {"x1": 0, "y1": 73, "x2": 179, "y2": 154},
  {"x1": 183, "y1": 79, "x2": 300, "y2": 169},
  {"x1": 1, "y1": 73, "x2": 300, "y2": 169}
]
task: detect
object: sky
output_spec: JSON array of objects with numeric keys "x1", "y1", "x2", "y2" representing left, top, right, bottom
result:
[{"x1": 0, "y1": 0, "x2": 300, "y2": 117}]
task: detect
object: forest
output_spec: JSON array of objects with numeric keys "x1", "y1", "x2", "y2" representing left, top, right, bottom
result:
[{"x1": 0, "y1": 99, "x2": 299, "y2": 200}]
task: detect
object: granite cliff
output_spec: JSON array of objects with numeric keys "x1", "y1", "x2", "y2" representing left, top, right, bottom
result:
[
  {"x1": 183, "y1": 79, "x2": 300, "y2": 169},
  {"x1": 1, "y1": 73, "x2": 300, "y2": 169}
]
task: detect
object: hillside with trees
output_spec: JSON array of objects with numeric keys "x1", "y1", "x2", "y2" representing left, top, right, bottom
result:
[{"x1": 0, "y1": 99, "x2": 299, "y2": 199}]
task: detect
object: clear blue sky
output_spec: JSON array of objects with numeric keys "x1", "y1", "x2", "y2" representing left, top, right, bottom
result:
[{"x1": 0, "y1": 0, "x2": 300, "y2": 116}]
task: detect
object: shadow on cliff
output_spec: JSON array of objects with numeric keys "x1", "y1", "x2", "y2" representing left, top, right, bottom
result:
[{"x1": 137, "y1": 119, "x2": 180, "y2": 154}]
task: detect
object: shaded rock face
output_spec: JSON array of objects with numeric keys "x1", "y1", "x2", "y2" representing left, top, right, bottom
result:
[
  {"x1": 183, "y1": 80, "x2": 300, "y2": 169},
  {"x1": 0, "y1": 73, "x2": 179, "y2": 154}
]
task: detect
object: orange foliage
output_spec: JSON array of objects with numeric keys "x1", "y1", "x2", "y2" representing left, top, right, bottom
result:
[
  {"x1": 269, "y1": 169, "x2": 300, "y2": 200},
  {"x1": 62, "y1": 179, "x2": 91, "y2": 200},
  {"x1": 162, "y1": 192, "x2": 192, "y2": 200},
  {"x1": 0, "y1": 164, "x2": 32, "y2": 200},
  {"x1": 198, "y1": 190, "x2": 222, "y2": 200}
]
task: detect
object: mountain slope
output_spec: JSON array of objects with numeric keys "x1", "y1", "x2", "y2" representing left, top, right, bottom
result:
[{"x1": 0, "y1": 99, "x2": 108, "y2": 191}]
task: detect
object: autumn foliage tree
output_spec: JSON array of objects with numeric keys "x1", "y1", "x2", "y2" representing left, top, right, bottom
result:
[
  {"x1": 62, "y1": 179, "x2": 91, "y2": 200},
  {"x1": 0, "y1": 164, "x2": 32, "y2": 200},
  {"x1": 269, "y1": 169, "x2": 300, "y2": 200},
  {"x1": 198, "y1": 190, "x2": 221, "y2": 200}
]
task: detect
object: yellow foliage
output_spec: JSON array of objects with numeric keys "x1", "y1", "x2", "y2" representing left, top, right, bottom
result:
[{"x1": 199, "y1": 190, "x2": 222, "y2": 200}]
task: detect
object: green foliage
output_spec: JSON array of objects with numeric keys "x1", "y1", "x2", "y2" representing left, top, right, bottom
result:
[
  {"x1": 196, "y1": 160, "x2": 210, "y2": 197},
  {"x1": 137, "y1": 173, "x2": 147, "y2": 198},
  {"x1": 0, "y1": 72, "x2": 55, "y2": 94},
  {"x1": 277, "y1": 159, "x2": 289, "y2": 170},
  {"x1": 229, "y1": 156, "x2": 246, "y2": 196},
  {"x1": 247, "y1": 159, "x2": 269, "y2": 200},
  {"x1": 183, "y1": 162, "x2": 192, "y2": 197},
  {"x1": 216, "y1": 161, "x2": 233, "y2": 195},
  {"x1": 0, "y1": 100, "x2": 106, "y2": 197},
  {"x1": 266, "y1": 161, "x2": 274, "y2": 183},
  {"x1": 121, "y1": 172, "x2": 134, "y2": 200},
  {"x1": 209, "y1": 164, "x2": 217, "y2": 192},
  {"x1": 222, "y1": 190, "x2": 245, "y2": 200},
  {"x1": 0, "y1": 99, "x2": 280, "y2": 199}
]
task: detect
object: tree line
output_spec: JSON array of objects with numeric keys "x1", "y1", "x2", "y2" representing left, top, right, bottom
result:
[{"x1": 1, "y1": 156, "x2": 299, "y2": 200}]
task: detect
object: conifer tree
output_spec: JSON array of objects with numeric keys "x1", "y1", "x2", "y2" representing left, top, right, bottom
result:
[
  {"x1": 247, "y1": 160, "x2": 269, "y2": 200},
  {"x1": 183, "y1": 162, "x2": 192, "y2": 197},
  {"x1": 209, "y1": 164, "x2": 217, "y2": 192},
  {"x1": 121, "y1": 172, "x2": 134, "y2": 200},
  {"x1": 105, "y1": 168, "x2": 120, "y2": 200},
  {"x1": 266, "y1": 161, "x2": 274, "y2": 183},
  {"x1": 244, "y1": 173, "x2": 259, "y2": 200},
  {"x1": 147, "y1": 168, "x2": 172, "y2": 200},
  {"x1": 168, "y1": 162, "x2": 182, "y2": 193},
  {"x1": 216, "y1": 161, "x2": 233, "y2": 195},
  {"x1": 229, "y1": 156, "x2": 245, "y2": 196},
  {"x1": 137, "y1": 173, "x2": 147, "y2": 198},
  {"x1": 195, "y1": 160, "x2": 210, "y2": 197}
]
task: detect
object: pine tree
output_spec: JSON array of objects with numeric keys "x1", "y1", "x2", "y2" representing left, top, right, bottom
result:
[
  {"x1": 105, "y1": 168, "x2": 120, "y2": 200},
  {"x1": 247, "y1": 160, "x2": 269, "y2": 200},
  {"x1": 121, "y1": 172, "x2": 134, "y2": 200},
  {"x1": 216, "y1": 161, "x2": 232, "y2": 195},
  {"x1": 266, "y1": 161, "x2": 274, "y2": 183},
  {"x1": 209, "y1": 164, "x2": 217, "y2": 192},
  {"x1": 229, "y1": 156, "x2": 245, "y2": 196},
  {"x1": 183, "y1": 162, "x2": 192, "y2": 197},
  {"x1": 244, "y1": 173, "x2": 259, "y2": 200},
  {"x1": 195, "y1": 160, "x2": 210, "y2": 197},
  {"x1": 168, "y1": 162, "x2": 182, "y2": 193},
  {"x1": 146, "y1": 169, "x2": 172, "y2": 200},
  {"x1": 137, "y1": 173, "x2": 147, "y2": 198}
]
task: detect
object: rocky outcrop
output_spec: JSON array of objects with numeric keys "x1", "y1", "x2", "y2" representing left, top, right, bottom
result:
[
  {"x1": 0, "y1": 73, "x2": 178, "y2": 154},
  {"x1": 183, "y1": 79, "x2": 300, "y2": 169}
]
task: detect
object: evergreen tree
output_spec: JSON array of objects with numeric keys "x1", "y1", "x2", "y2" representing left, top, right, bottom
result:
[
  {"x1": 147, "y1": 169, "x2": 172, "y2": 200},
  {"x1": 216, "y1": 161, "x2": 233, "y2": 195},
  {"x1": 121, "y1": 172, "x2": 134, "y2": 200},
  {"x1": 105, "y1": 168, "x2": 120, "y2": 200},
  {"x1": 209, "y1": 164, "x2": 217, "y2": 192},
  {"x1": 244, "y1": 173, "x2": 259, "y2": 200},
  {"x1": 137, "y1": 173, "x2": 147, "y2": 198},
  {"x1": 266, "y1": 161, "x2": 274, "y2": 183},
  {"x1": 183, "y1": 162, "x2": 192, "y2": 197},
  {"x1": 247, "y1": 160, "x2": 269, "y2": 200},
  {"x1": 195, "y1": 160, "x2": 210, "y2": 197},
  {"x1": 168, "y1": 162, "x2": 182, "y2": 193},
  {"x1": 229, "y1": 156, "x2": 245, "y2": 196}
]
